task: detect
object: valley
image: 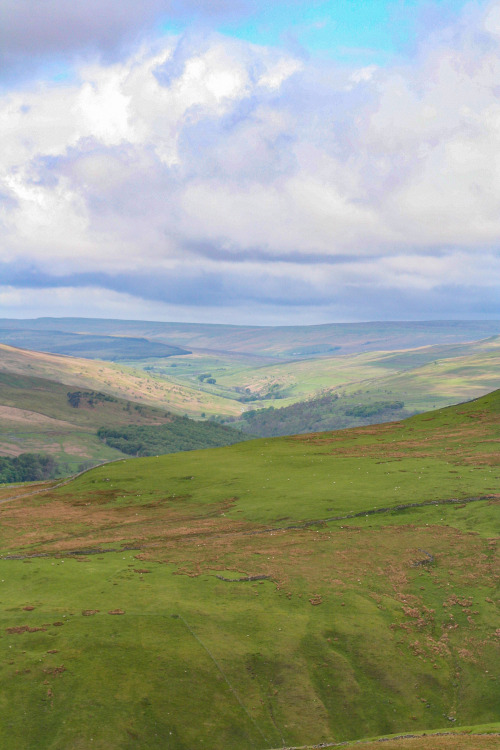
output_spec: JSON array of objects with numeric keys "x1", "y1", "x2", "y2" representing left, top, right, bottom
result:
[{"x1": 1, "y1": 319, "x2": 500, "y2": 471}]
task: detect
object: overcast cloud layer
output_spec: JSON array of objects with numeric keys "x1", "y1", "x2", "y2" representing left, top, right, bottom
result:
[{"x1": 1, "y1": 1, "x2": 500, "y2": 323}]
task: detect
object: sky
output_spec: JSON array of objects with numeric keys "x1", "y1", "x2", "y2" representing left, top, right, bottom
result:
[{"x1": 1, "y1": 0, "x2": 500, "y2": 325}]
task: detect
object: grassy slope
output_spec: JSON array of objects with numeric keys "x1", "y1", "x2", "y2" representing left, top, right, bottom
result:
[
  {"x1": 0, "y1": 344, "x2": 243, "y2": 417},
  {"x1": 0, "y1": 392, "x2": 498, "y2": 749}
]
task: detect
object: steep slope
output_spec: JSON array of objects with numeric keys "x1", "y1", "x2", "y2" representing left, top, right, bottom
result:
[{"x1": 0, "y1": 392, "x2": 498, "y2": 748}]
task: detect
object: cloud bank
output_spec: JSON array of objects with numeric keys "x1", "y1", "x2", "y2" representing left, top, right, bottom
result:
[{"x1": 1, "y1": 2, "x2": 500, "y2": 322}]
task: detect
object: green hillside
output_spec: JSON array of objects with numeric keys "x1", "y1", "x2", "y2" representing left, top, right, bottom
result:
[
  {"x1": 0, "y1": 392, "x2": 498, "y2": 748},
  {"x1": 0, "y1": 369, "x2": 247, "y2": 474},
  {"x1": 219, "y1": 337, "x2": 500, "y2": 436}
]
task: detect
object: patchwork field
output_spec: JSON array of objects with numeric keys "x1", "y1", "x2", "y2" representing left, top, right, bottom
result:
[{"x1": 0, "y1": 391, "x2": 498, "y2": 748}]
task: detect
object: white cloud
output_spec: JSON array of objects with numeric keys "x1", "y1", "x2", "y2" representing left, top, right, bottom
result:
[{"x1": 1, "y1": 5, "x2": 500, "y2": 320}]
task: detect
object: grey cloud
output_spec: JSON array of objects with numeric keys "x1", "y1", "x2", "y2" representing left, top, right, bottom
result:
[
  {"x1": 0, "y1": 0, "x2": 253, "y2": 80},
  {"x1": 0, "y1": 260, "x2": 328, "y2": 307},
  {"x1": 2, "y1": 258, "x2": 499, "y2": 322},
  {"x1": 182, "y1": 241, "x2": 384, "y2": 265}
]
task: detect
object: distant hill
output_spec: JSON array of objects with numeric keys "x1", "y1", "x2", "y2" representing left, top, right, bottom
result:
[
  {"x1": 1, "y1": 317, "x2": 499, "y2": 358},
  {"x1": 232, "y1": 392, "x2": 413, "y2": 437},
  {"x1": 0, "y1": 328, "x2": 189, "y2": 361}
]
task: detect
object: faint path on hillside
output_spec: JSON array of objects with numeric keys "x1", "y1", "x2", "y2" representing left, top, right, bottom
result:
[
  {"x1": 269, "y1": 730, "x2": 500, "y2": 750},
  {"x1": 175, "y1": 613, "x2": 271, "y2": 748},
  {"x1": 240, "y1": 494, "x2": 497, "y2": 537}
]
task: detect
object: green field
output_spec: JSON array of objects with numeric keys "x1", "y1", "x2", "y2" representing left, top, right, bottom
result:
[{"x1": 0, "y1": 391, "x2": 498, "y2": 748}]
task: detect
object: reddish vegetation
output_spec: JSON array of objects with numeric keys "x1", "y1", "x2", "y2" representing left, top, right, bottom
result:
[
  {"x1": 43, "y1": 666, "x2": 66, "y2": 677},
  {"x1": 309, "y1": 595, "x2": 323, "y2": 605},
  {"x1": 340, "y1": 734, "x2": 500, "y2": 750},
  {"x1": 6, "y1": 625, "x2": 46, "y2": 634}
]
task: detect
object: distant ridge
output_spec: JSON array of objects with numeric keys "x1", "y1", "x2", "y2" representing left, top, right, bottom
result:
[
  {"x1": 1, "y1": 317, "x2": 499, "y2": 358},
  {"x1": 0, "y1": 327, "x2": 189, "y2": 361}
]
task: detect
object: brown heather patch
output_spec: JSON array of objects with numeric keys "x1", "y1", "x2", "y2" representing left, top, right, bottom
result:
[
  {"x1": 463, "y1": 454, "x2": 500, "y2": 465},
  {"x1": 0, "y1": 492, "x2": 251, "y2": 553},
  {"x1": 331, "y1": 734, "x2": 500, "y2": 750},
  {"x1": 68, "y1": 489, "x2": 121, "y2": 506},
  {"x1": 43, "y1": 665, "x2": 66, "y2": 677},
  {"x1": 0, "y1": 480, "x2": 56, "y2": 502},
  {"x1": 6, "y1": 625, "x2": 46, "y2": 634}
]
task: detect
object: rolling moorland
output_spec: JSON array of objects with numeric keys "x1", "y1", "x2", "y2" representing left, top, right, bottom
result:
[
  {"x1": 1, "y1": 319, "x2": 500, "y2": 468},
  {"x1": 0, "y1": 390, "x2": 498, "y2": 749},
  {"x1": 1, "y1": 321, "x2": 500, "y2": 426},
  {"x1": 2, "y1": 318, "x2": 500, "y2": 358}
]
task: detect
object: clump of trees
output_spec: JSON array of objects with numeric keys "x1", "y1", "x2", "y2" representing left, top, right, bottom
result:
[
  {"x1": 0, "y1": 453, "x2": 57, "y2": 484},
  {"x1": 236, "y1": 383, "x2": 288, "y2": 403},
  {"x1": 67, "y1": 391, "x2": 118, "y2": 408},
  {"x1": 97, "y1": 417, "x2": 248, "y2": 457},
  {"x1": 345, "y1": 401, "x2": 404, "y2": 418},
  {"x1": 230, "y1": 394, "x2": 410, "y2": 438}
]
